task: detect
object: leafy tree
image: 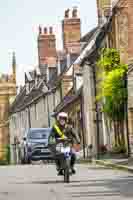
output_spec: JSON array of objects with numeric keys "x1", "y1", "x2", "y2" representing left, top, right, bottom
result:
[
  {"x1": 97, "y1": 48, "x2": 127, "y2": 151},
  {"x1": 97, "y1": 48, "x2": 121, "y2": 72}
]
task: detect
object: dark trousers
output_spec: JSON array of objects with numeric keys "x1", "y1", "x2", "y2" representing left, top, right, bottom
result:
[{"x1": 55, "y1": 153, "x2": 76, "y2": 170}]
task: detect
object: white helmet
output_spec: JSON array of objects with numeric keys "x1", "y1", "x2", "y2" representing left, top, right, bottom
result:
[{"x1": 57, "y1": 112, "x2": 68, "y2": 121}]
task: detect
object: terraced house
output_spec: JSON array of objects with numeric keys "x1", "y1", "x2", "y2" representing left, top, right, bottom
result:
[
  {"x1": 9, "y1": 0, "x2": 133, "y2": 162},
  {"x1": 9, "y1": 8, "x2": 82, "y2": 163},
  {"x1": 53, "y1": 0, "x2": 132, "y2": 157}
]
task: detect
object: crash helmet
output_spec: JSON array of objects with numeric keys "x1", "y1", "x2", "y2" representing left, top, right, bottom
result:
[{"x1": 57, "y1": 112, "x2": 68, "y2": 121}]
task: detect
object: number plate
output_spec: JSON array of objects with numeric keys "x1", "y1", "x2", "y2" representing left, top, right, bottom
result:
[
  {"x1": 41, "y1": 149, "x2": 46, "y2": 153},
  {"x1": 62, "y1": 146, "x2": 71, "y2": 153}
]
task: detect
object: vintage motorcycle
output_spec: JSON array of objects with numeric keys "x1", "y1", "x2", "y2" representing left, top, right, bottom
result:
[{"x1": 56, "y1": 138, "x2": 73, "y2": 183}]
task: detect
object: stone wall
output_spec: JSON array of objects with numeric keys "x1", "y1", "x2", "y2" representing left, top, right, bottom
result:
[
  {"x1": 128, "y1": 0, "x2": 133, "y2": 61},
  {"x1": 30, "y1": 98, "x2": 49, "y2": 128}
]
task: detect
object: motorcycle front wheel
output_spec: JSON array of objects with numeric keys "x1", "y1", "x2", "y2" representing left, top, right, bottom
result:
[{"x1": 64, "y1": 159, "x2": 70, "y2": 183}]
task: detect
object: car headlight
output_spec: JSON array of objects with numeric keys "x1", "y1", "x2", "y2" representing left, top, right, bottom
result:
[
  {"x1": 27, "y1": 142, "x2": 34, "y2": 147},
  {"x1": 27, "y1": 143, "x2": 35, "y2": 152}
]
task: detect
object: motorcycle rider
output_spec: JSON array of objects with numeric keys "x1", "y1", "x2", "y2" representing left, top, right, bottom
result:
[{"x1": 48, "y1": 112, "x2": 80, "y2": 175}]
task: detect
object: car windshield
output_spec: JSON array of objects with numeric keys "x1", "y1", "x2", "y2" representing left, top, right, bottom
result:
[{"x1": 28, "y1": 129, "x2": 51, "y2": 140}]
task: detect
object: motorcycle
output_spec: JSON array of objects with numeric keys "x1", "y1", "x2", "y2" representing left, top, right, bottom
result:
[{"x1": 56, "y1": 138, "x2": 72, "y2": 183}]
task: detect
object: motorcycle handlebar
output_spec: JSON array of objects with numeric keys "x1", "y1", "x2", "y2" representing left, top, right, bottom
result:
[{"x1": 56, "y1": 138, "x2": 72, "y2": 143}]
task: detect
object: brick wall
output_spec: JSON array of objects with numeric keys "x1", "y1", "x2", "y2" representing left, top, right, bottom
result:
[
  {"x1": 62, "y1": 8, "x2": 81, "y2": 54},
  {"x1": 38, "y1": 26, "x2": 57, "y2": 66}
]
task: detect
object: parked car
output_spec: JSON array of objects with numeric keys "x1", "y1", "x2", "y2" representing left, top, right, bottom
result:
[{"x1": 19, "y1": 128, "x2": 53, "y2": 164}]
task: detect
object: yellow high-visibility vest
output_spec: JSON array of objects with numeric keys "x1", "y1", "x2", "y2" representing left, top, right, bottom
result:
[{"x1": 54, "y1": 124, "x2": 65, "y2": 139}]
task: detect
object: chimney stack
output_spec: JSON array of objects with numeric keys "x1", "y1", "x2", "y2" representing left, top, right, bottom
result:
[
  {"x1": 62, "y1": 7, "x2": 81, "y2": 54},
  {"x1": 38, "y1": 25, "x2": 57, "y2": 79}
]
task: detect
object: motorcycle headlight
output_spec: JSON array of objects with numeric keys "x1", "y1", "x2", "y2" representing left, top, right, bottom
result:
[{"x1": 56, "y1": 143, "x2": 63, "y2": 152}]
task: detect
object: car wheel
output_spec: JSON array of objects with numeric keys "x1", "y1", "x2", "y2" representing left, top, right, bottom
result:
[
  {"x1": 21, "y1": 158, "x2": 26, "y2": 164},
  {"x1": 26, "y1": 157, "x2": 31, "y2": 164}
]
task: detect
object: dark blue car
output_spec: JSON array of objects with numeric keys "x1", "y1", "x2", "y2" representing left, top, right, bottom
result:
[{"x1": 21, "y1": 128, "x2": 53, "y2": 164}]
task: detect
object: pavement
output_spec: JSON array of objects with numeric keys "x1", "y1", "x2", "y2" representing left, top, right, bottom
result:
[
  {"x1": 0, "y1": 163, "x2": 133, "y2": 199},
  {"x1": 95, "y1": 157, "x2": 133, "y2": 173}
]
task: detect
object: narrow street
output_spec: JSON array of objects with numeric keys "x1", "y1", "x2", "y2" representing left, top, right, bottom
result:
[{"x1": 0, "y1": 164, "x2": 133, "y2": 200}]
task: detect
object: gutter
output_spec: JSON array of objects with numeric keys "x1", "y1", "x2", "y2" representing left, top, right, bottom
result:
[{"x1": 10, "y1": 87, "x2": 56, "y2": 115}]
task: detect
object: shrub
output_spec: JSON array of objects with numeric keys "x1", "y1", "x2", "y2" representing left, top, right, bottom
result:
[{"x1": 111, "y1": 144, "x2": 126, "y2": 154}]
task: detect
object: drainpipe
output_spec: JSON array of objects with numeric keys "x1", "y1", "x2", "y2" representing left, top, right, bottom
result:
[
  {"x1": 80, "y1": 93, "x2": 86, "y2": 159},
  {"x1": 92, "y1": 62, "x2": 100, "y2": 160},
  {"x1": 124, "y1": 73, "x2": 130, "y2": 157},
  {"x1": 27, "y1": 107, "x2": 31, "y2": 128}
]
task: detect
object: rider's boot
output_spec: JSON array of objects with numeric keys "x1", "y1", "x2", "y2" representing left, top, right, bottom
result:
[
  {"x1": 71, "y1": 166, "x2": 76, "y2": 174},
  {"x1": 58, "y1": 169, "x2": 64, "y2": 176}
]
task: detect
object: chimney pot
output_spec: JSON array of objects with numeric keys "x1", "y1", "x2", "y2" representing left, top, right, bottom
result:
[
  {"x1": 49, "y1": 27, "x2": 53, "y2": 34},
  {"x1": 65, "y1": 9, "x2": 70, "y2": 18},
  {"x1": 72, "y1": 7, "x2": 78, "y2": 18},
  {"x1": 44, "y1": 27, "x2": 48, "y2": 34}
]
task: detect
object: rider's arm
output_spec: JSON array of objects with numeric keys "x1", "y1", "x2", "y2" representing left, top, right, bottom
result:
[
  {"x1": 71, "y1": 128, "x2": 80, "y2": 144},
  {"x1": 48, "y1": 127, "x2": 56, "y2": 145}
]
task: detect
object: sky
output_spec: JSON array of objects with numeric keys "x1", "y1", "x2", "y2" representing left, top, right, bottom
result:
[{"x1": 0, "y1": 0, "x2": 98, "y2": 85}]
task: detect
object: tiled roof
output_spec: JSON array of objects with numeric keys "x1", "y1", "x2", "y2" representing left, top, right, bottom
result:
[
  {"x1": 10, "y1": 79, "x2": 48, "y2": 114},
  {"x1": 80, "y1": 27, "x2": 98, "y2": 43}
]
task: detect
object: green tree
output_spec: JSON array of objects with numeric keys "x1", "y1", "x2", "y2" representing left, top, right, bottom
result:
[{"x1": 97, "y1": 48, "x2": 127, "y2": 151}]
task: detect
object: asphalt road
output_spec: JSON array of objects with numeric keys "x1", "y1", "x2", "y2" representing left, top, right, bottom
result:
[{"x1": 0, "y1": 163, "x2": 133, "y2": 200}]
